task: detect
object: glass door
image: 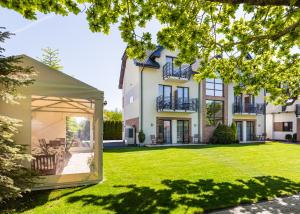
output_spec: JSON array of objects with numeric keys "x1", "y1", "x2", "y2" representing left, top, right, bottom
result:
[
  {"x1": 177, "y1": 120, "x2": 189, "y2": 143},
  {"x1": 234, "y1": 94, "x2": 243, "y2": 113},
  {"x1": 158, "y1": 119, "x2": 172, "y2": 144},
  {"x1": 164, "y1": 120, "x2": 172, "y2": 144},
  {"x1": 159, "y1": 85, "x2": 172, "y2": 109},
  {"x1": 246, "y1": 121, "x2": 255, "y2": 141},
  {"x1": 177, "y1": 87, "x2": 189, "y2": 110},
  {"x1": 235, "y1": 121, "x2": 243, "y2": 141},
  {"x1": 244, "y1": 94, "x2": 255, "y2": 113}
]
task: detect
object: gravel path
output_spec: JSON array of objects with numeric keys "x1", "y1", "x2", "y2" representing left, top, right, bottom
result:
[{"x1": 211, "y1": 194, "x2": 300, "y2": 214}]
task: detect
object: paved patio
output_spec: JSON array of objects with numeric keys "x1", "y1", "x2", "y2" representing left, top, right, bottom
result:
[{"x1": 212, "y1": 194, "x2": 300, "y2": 214}]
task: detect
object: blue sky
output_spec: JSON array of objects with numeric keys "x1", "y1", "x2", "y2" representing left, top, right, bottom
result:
[{"x1": 0, "y1": 8, "x2": 159, "y2": 110}]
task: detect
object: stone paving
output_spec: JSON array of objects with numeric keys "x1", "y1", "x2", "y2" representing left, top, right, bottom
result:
[{"x1": 212, "y1": 194, "x2": 300, "y2": 214}]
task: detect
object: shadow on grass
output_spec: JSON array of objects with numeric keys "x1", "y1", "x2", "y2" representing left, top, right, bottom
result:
[
  {"x1": 104, "y1": 142, "x2": 268, "y2": 153},
  {"x1": 67, "y1": 176, "x2": 300, "y2": 213},
  {"x1": 0, "y1": 185, "x2": 92, "y2": 214}
]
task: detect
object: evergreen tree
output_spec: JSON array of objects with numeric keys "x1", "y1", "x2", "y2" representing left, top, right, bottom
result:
[
  {"x1": 38, "y1": 47, "x2": 63, "y2": 70},
  {"x1": 104, "y1": 109, "x2": 122, "y2": 121},
  {"x1": 0, "y1": 27, "x2": 36, "y2": 203}
]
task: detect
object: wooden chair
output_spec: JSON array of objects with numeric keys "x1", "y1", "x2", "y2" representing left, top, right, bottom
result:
[
  {"x1": 49, "y1": 140, "x2": 61, "y2": 147},
  {"x1": 38, "y1": 139, "x2": 50, "y2": 155},
  {"x1": 150, "y1": 135, "x2": 157, "y2": 144},
  {"x1": 56, "y1": 138, "x2": 66, "y2": 145},
  {"x1": 193, "y1": 134, "x2": 199, "y2": 144},
  {"x1": 31, "y1": 154, "x2": 57, "y2": 175}
]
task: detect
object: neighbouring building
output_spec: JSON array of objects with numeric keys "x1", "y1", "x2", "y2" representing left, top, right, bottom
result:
[
  {"x1": 266, "y1": 101, "x2": 300, "y2": 141},
  {"x1": 119, "y1": 47, "x2": 266, "y2": 144}
]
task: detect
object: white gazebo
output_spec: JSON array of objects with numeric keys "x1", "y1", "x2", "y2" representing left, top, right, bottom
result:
[{"x1": 0, "y1": 55, "x2": 104, "y2": 189}]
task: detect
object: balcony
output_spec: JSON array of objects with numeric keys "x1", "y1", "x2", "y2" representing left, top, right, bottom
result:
[
  {"x1": 233, "y1": 103, "x2": 265, "y2": 115},
  {"x1": 162, "y1": 62, "x2": 192, "y2": 82},
  {"x1": 156, "y1": 96, "x2": 198, "y2": 113}
]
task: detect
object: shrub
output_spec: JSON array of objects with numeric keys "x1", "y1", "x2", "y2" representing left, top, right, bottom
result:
[
  {"x1": 210, "y1": 124, "x2": 236, "y2": 144},
  {"x1": 285, "y1": 134, "x2": 292, "y2": 142},
  {"x1": 230, "y1": 123, "x2": 238, "y2": 141},
  {"x1": 292, "y1": 133, "x2": 297, "y2": 142},
  {"x1": 138, "y1": 130, "x2": 146, "y2": 143},
  {"x1": 103, "y1": 121, "x2": 122, "y2": 140}
]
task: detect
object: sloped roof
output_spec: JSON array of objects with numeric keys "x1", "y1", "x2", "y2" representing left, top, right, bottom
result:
[
  {"x1": 19, "y1": 55, "x2": 103, "y2": 100},
  {"x1": 118, "y1": 46, "x2": 164, "y2": 89}
]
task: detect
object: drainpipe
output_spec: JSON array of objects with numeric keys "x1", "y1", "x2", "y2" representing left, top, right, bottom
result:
[{"x1": 140, "y1": 66, "x2": 145, "y2": 131}]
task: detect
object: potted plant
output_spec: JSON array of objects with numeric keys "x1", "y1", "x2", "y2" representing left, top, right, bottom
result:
[
  {"x1": 138, "y1": 130, "x2": 146, "y2": 146},
  {"x1": 285, "y1": 134, "x2": 292, "y2": 142}
]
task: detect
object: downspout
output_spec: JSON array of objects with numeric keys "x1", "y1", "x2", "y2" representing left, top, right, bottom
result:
[{"x1": 140, "y1": 66, "x2": 145, "y2": 131}]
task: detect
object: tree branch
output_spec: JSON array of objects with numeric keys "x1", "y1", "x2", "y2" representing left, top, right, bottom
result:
[
  {"x1": 205, "y1": 0, "x2": 300, "y2": 7},
  {"x1": 235, "y1": 19, "x2": 300, "y2": 45}
]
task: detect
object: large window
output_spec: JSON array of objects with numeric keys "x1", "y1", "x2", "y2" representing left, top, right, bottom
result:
[
  {"x1": 206, "y1": 78, "x2": 223, "y2": 96},
  {"x1": 159, "y1": 85, "x2": 172, "y2": 109},
  {"x1": 31, "y1": 96, "x2": 95, "y2": 176},
  {"x1": 206, "y1": 100, "x2": 224, "y2": 126},
  {"x1": 274, "y1": 122, "x2": 293, "y2": 132},
  {"x1": 177, "y1": 120, "x2": 189, "y2": 143},
  {"x1": 176, "y1": 87, "x2": 189, "y2": 109},
  {"x1": 159, "y1": 85, "x2": 172, "y2": 100},
  {"x1": 166, "y1": 56, "x2": 190, "y2": 73}
]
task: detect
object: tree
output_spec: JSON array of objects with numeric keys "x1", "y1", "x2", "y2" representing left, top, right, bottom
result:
[
  {"x1": 0, "y1": 28, "x2": 36, "y2": 202},
  {"x1": 104, "y1": 109, "x2": 122, "y2": 121},
  {"x1": 1, "y1": 1, "x2": 299, "y2": 104},
  {"x1": 38, "y1": 47, "x2": 63, "y2": 70}
]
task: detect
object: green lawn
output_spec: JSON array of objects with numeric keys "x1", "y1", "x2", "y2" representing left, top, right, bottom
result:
[{"x1": 2, "y1": 142, "x2": 300, "y2": 214}]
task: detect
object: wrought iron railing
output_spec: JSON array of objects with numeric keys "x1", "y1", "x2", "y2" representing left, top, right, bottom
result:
[
  {"x1": 156, "y1": 96, "x2": 198, "y2": 112},
  {"x1": 296, "y1": 104, "x2": 300, "y2": 116},
  {"x1": 233, "y1": 103, "x2": 265, "y2": 114},
  {"x1": 162, "y1": 62, "x2": 192, "y2": 80}
]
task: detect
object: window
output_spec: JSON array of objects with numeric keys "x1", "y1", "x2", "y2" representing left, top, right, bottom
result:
[
  {"x1": 159, "y1": 84, "x2": 172, "y2": 102},
  {"x1": 274, "y1": 122, "x2": 293, "y2": 132},
  {"x1": 206, "y1": 100, "x2": 224, "y2": 126},
  {"x1": 166, "y1": 56, "x2": 178, "y2": 72},
  {"x1": 206, "y1": 78, "x2": 223, "y2": 96},
  {"x1": 166, "y1": 56, "x2": 190, "y2": 73},
  {"x1": 125, "y1": 128, "x2": 134, "y2": 138},
  {"x1": 176, "y1": 87, "x2": 189, "y2": 109},
  {"x1": 283, "y1": 122, "x2": 293, "y2": 132}
]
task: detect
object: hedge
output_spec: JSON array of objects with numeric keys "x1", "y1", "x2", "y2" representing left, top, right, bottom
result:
[{"x1": 103, "y1": 121, "x2": 122, "y2": 140}]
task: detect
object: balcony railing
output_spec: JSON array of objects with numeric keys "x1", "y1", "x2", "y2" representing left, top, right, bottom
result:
[
  {"x1": 162, "y1": 62, "x2": 192, "y2": 81},
  {"x1": 156, "y1": 96, "x2": 198, "y2": 112},
  {"x1": 233, "y1": 103, "x2": 265, "y2": 114},
  {"x1": 296, "y1": 104, "x2": 300, "y2": 116}
]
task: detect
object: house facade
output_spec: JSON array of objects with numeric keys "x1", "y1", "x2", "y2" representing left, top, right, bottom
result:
[
  {"x1": 119, "y1": 47, "x2": 266, "y2": 144},
  {"x1": 266, "y1": 101, "x2": 300, "y2": 141}
]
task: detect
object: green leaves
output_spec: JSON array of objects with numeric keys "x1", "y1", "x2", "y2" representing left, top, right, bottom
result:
[{"x1": 1, "y1": 0, "x2": 300, "y2": 104}]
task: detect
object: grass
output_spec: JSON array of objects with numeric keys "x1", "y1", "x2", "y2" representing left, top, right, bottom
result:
[{"x1": 2, "y1": 142, "x2": 300, "y2": 214}]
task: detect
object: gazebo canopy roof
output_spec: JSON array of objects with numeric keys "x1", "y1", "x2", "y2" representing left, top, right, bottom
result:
[{"x1": 20, "y1": 55, "x2": 103, "y2": 100}]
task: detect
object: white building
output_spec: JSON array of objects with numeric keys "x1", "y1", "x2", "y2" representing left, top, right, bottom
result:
[
  {"x1": 119, "y1": 47, "x2": 266, "y2": 144},
  {"x1": 266, "y1": 101, "x2": 300, "y2": 141}
]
